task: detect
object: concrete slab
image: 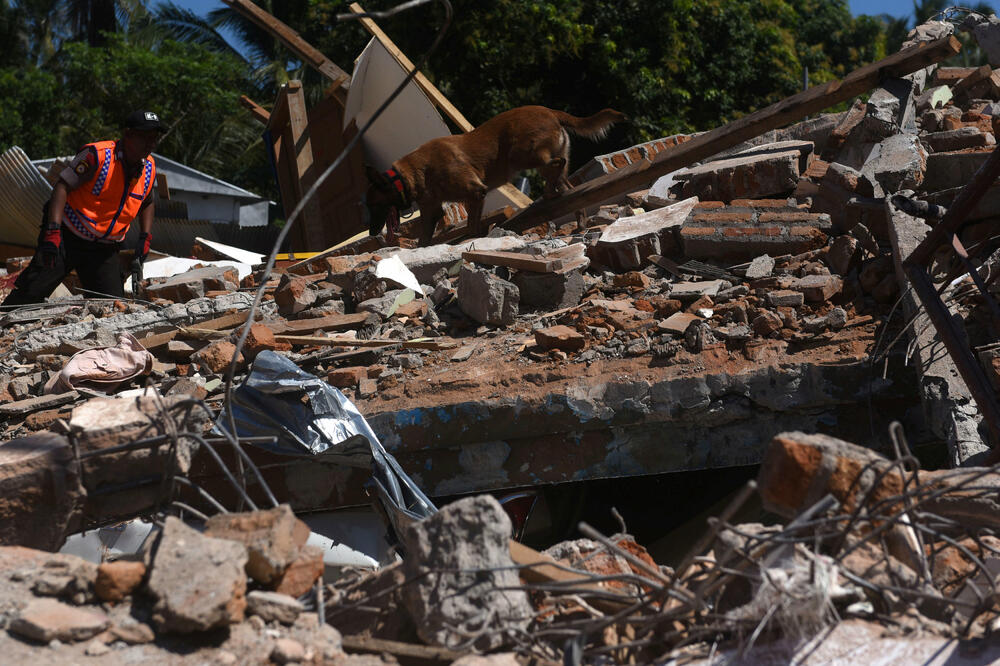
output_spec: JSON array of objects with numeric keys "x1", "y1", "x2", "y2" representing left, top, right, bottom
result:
[{"x1": 887, "y1": 202, "x2": 988, "y2": 465}]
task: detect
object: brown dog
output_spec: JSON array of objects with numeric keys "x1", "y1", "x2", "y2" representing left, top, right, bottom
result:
[{"x1": 365, "y1": 105, "x2": 626, "y2": 246}]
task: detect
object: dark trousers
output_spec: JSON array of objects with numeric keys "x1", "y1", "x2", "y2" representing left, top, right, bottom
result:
[{"x1": 3, "y1": 227, "x2": 125, "y2": 307}]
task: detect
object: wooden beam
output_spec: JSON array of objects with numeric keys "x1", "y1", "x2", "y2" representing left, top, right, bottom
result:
[
  {"x1": 266, "y1": 312, "x2": 378, "y2": 335},
  {"x1": 240, "y1": 95, "x2": 270, "y2": 125},
  {"x1": 275, "y1": 335, "x2": 457, "y2": 350},
  {"x1": 137, "y1": 311, "x2": 254, "y2": 350},
  {"x1": 461, "y1": 250, "x2": 563, "y2": 273},
  {"x1": 348, "y1": 2, "x2": 531, "y2": 209},
  {"x1": 503, "y1": 35, "x2": 962, "y2": 232},
  {"x1": 221, "y1": 0, "x2": 351, "y2": 96}
]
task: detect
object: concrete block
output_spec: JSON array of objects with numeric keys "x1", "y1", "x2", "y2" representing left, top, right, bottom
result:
[
  {"x1": 745, "y1": 254, "x2": 775, "y2": 279},
  {"x1": 204, "y1": 504, "x2": 310, "y2": 586},
  {"x1": 148, "y1": 516, "x2": 248, "y2": 633},
  {"x1": 0, "y1": 432, "x2": 80, "y2": 551},
  {"x1": 862, "y1": 133, "x2": 927, "y2": 195},
  {"x1": 963, "y1": 14, "x2": 1000, "y2": 67},
  {"x1": 864, "y1": 77, "x2": 916, "y2": 138},
  {"x1": 512, "y1": 260, "x2": 587, "y2": 311},
  {"x1": 765, "y1": 290, "x2": 804, "y2": 308},
  {"x1": 401, "y1": 495, "x2": 531, "y2": 650},
  {"x1": 457, "y1": 266, "x2": 519, "y2": 327},
  {"x1": 145, "y1": 266, "x2": 239, "y2": 302},
  {"x1": 924, "y1": 148, "x2": 992, "y2": 191},
  {"x1": 791, "y1": 274, "x2": 843, "y2": 302},
  {"x1": 674, "y1": 146, "x2": 805, "y2": 202},
  {"x1": 923, "y1": 126, "x2": 995, "y2": 152}
]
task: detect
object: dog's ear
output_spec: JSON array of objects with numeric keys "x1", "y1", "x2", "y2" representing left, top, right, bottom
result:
[{"x1": 366, "y1": 166, "x2": 389, "y2": 189}]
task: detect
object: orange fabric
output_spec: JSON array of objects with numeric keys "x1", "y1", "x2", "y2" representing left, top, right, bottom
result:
[{"x1": 63, "y1": 140, "x2": 156, "y2": 242}]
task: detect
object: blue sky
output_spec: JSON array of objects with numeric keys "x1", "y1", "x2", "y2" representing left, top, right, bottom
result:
[
  {"x1": 848, "y1": 1, "x2": 997, "y2": 20},
  {"x1": 168, "y1": 1, "x2": 1000, "y2": 55}
]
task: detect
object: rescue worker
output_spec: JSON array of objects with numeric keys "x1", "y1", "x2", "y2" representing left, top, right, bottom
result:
[{"x1": 2, "y1": 110, "x2": 165, "y2": 307}]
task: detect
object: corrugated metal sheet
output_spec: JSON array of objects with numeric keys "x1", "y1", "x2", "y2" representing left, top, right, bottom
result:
[{"x1": 0, "y1": 146, "x2": 53, "y2": 247}]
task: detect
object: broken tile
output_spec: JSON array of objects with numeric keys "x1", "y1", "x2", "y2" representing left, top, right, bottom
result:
[{"x1": 658, "y1": 312, "x2": 701, "y2": 335}]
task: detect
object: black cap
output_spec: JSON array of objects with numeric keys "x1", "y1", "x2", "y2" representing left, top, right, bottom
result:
[{"x1": 123, "y1": 110, "x2": 166, "y2": 133}]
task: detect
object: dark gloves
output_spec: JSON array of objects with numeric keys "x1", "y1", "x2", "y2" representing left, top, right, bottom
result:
[
  {"x1": 130, "y1": 231, "x2": 151, "y2": 292},
  {"x1": 37, "y1": 224, "x2": 61, "y2": 270},
  {"x1": 136, "y1": 231, "x2": 152, "y2": 263}
]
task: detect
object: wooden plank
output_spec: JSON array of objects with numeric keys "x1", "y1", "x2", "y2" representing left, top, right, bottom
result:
[
  {"x1": 461, "y1": 250, "x2": 563, "y2": 273},
  {"x1": 348, "y1": 2, "x2": 531, "y2": 210},
  {"x1": 222, "y1": 0, "x2": 350, "y2": 96},
  {"x1": 502, "y1": 35, "x2": 962, "y2": 232},
  {"x1": 275, "y1": 335, "x2": 457, "y2": 350},
  {"x1": 267, "y1": 312, "x2": 378, "y2": 336},
  {"x1": 428, "y1": 205, "x2": 515, "y2": 245},
  {"x1": 240, "y1": 95, "x2": 270, "y2": 124},
  {"x1": 504, "y1": 159, "x2": 655, "y2": 233},
  {"x1": 137, "y1": 311, "x2": 252, "y2": 350}
]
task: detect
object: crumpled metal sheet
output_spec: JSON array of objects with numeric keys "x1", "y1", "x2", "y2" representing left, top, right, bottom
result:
[
  {"x1": 0, "y1": 146, "x2": 52, "y2": 247},
  {"x1": 214, "y1": 351, "x2": 435, "y2": 531}
]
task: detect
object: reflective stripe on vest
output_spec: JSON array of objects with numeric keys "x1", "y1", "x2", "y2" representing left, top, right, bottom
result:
[{"x1": 64, "y1": 141, "x2": 155, "y2": 243}]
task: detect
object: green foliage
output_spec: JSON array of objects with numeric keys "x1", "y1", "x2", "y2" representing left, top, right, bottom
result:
[
  {"x1": 305, "y1": 0, "x2": 895, "y2": 161},
  {"x1": 0, "y1": 0, "x2": 964, "y2": 201}
]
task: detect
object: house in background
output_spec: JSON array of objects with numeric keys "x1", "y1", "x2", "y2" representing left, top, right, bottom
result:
[{"x1": 33, "y1": 152, "x2": 272, "y2": 227}]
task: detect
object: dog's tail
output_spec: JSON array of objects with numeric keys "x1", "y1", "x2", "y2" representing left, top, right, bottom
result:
[{"x1": 553, "y1": 108, "x2": 627, "y2": 141}]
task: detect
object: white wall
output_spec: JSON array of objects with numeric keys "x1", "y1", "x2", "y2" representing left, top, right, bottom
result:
[
  {"x1": 238, "y1": 201, "x2": 269, "y2": 227},
  {"x1": 172, "y1": 192, "x2": 241, "y2": 224}
]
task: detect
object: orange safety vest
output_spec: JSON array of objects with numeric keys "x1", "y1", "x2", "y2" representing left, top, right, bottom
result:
[{"x1": 63, "y1": 140, "x2": 155, "y2": 243}]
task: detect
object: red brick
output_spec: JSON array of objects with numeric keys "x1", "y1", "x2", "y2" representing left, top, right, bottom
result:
[
  {"x1": 272, "y1": 546, "x2": 324, "y2": 598},
  {"x1": 245, "y1": 323, "x2": 292, "y2": 359},
  {"x1": 691, "y1": 211, "x2": 753, "y2": 223},
  {"x1": 693, "y1": 201, "x2": 725, "y2": 210},
  {"x1": 611, "y1": 153, "x2": 628, "y2": 168},
  {"x1": 760, "y1": 211, "x2": 819, "y2": 224},
  {"x1": 626, "y1": 147, "x2": 642, "y2": 162},
  {"x1": 96, "y1": 561, "x2": 146, "y2": 603},
  {"x1": 327, "y1": 366, "x2": 367, "y2": 388},
  {"x1": 729, "y1": 199, "x2": 788, "y2": 208},
  {"x1": 680, "y1": 226, "x2": 717, "y2": 237},
  {"x1": 802, "y1": 160, "x2": 830, "y2": 179}
]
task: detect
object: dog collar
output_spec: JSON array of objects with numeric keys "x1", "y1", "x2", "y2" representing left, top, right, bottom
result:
[{"x1": 384, "y1": 168, "x2": 410, "y2": 208}]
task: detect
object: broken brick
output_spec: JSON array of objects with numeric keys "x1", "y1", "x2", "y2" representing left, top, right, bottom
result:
[{"x1": 535, "y1": 325, "x2": 586, "y2": 352}]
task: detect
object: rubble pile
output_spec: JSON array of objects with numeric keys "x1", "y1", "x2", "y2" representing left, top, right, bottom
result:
[
  {"x1": 4, "y1": 13, "x2": 1000, "y2": 664},
  {"x1": 1, "y1": 431, "x2": 999, "y2": 663}
]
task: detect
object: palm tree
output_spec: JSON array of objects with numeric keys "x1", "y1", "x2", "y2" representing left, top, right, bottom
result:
[{"x1": 152, "y1": 0, "x2": 313, "y2": 96}]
